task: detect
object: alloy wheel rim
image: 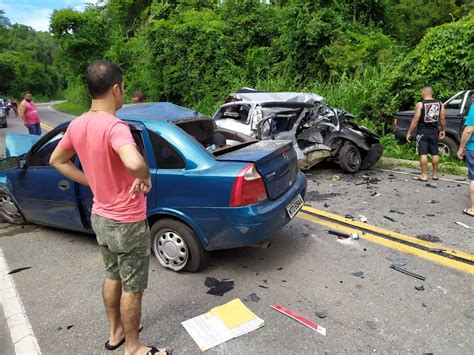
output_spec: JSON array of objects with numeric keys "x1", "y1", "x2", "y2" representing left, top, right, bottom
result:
[{"x1": 154, "y1": 229, "x2": 189, "y2": 271}]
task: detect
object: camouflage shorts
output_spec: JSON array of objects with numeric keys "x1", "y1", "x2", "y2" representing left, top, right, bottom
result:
[{"x1": 91, "y1": 214, "x2": 151, "y2": 293}]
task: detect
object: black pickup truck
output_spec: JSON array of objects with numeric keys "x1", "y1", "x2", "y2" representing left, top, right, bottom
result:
[{"x1": 394, "y1": 90, "x2": 472, "y2": 156}]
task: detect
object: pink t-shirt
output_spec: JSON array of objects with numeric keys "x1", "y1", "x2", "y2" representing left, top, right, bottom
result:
[
  {"x1": 23, "y1": 100, "x2": 41, "y2": 125},
  {"x1": 58, "y1": 112, "x2": 147, "y2": 222}
]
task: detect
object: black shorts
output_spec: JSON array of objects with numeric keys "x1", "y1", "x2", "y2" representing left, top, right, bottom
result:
[{"x1": 416, "y1": 134, "x2": 439, "y2": 156}]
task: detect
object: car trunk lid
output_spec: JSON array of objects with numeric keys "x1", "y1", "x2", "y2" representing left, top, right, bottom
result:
[{"x1": 217, "y1": 140, "x2": 297, "y2": 200}]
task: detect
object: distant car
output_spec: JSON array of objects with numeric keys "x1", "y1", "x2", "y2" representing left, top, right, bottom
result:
[
  {"x1": 213, "y1": 89, "x2": 383, "y2": 173},
  {"x1": 0, "y1": 103, "x2": 306, "y2": 272},
  {"x1": 0, "y1": 105, "x2": 7, "y2": 128},
  {"x1": 394, "y1": 90, "x2": 473, "y2": 156}
]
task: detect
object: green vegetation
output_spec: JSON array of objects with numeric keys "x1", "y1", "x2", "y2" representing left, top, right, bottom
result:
[
  {"x1": 3, "y1": 1, "x2": 474, "y2": 166},
  {"x1": 0, "y1": 10, "x2": 63, "y2": 99}
]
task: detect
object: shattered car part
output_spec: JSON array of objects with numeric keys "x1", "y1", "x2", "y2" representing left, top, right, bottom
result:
[{"x1": 213, "y1": 89, "x2": 383, "y2": 173}]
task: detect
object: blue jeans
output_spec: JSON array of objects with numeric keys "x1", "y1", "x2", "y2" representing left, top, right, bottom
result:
[{"x1": 27, "y1": 123, "x2": 42, "y2": 135}]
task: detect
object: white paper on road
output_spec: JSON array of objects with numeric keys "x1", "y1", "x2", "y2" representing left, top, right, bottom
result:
[{"x1": 182, "y1": 298, "x2": 264, "y2": 351}]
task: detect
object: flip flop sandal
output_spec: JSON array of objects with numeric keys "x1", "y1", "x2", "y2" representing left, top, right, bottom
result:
[
  {"x1": 413, "y1": 176, "x2": 428, "y2": 182},
  {"x1": 432, "y1": 176, "x2": 439, "y2": 180},
  {"x1": 104, "y1": 326, "x2": 143, "y2": 351},
  {"x1": 146, "y1": 346, "x2": 173, "y2": 355},
  {"x1": 463, "y1": 209, "x2": 474, "y2": 217}
]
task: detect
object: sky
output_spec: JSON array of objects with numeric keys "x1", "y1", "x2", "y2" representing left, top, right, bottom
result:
[{"x1": 0, "y1": 0, "x2": 100, "y2": 32}]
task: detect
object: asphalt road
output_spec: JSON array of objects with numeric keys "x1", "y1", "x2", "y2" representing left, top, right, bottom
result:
[{"x1": 1, "y1": 104, "x2": 473, "y2": 354}]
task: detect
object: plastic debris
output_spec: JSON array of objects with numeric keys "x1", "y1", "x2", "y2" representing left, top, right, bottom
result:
[
  {"x1": 243, "y1": 293, "x2": 261, "y2": 303},
  {"x1": 359, "y1": 215, "x2": 368, "y2": 223},
  {"x1": 67, "y1": 325, "x2": 74, "y2": 330},
  {"x1": 205, "y1": 277, "x2": 235, "y2": 296},
  {"x1": 271, "y1": 304, "x2": 326, "y2": 336},
  {"x1": 315, "y1": 311, "x2": 327, "y2": 319},
  {"x1": 7, "y1": 266, "x2": 31, "y2": 275},
  {"x1": 384, "y1": 216, "x2": 396, "y2": 222},
  {"x1": 350, "y1": 232, "x2": 360, "y2": 240},
  {"x1": 352, "y1": 271, "x2": 364, "y2": 278},
  {"x1": 425, "y1": 183, "x2": 437, "y2": 189},
  {"x1": 370, "y1": 192, "x2": 382, "y2": 197},
  {"x1": 332, "y1": 175, "x2": 340, "y2": 182},
  {"x1": 415, "y1": 285, "x2": 425, "y2": 291},
  {"x1": 345, "y1": 214, "x2": 355, "y2": 220},
  {"x1": 428, "y1": 200, "x2": 439, "y2": 204},
  {"x1": 389, "y1": 264, "x2": 426, "y2": 281},
  {"x1": 454, "y1": 221, "x2": 472, "y2": 229},
  {"x1": 328, "y1": 230, "x2": 350, "y2": 239}
]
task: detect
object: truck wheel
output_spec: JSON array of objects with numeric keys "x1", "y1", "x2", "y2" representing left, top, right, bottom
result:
[
  {"x1": 0, "y1": 192, "x2": 26, "y2": 224},
  {"x1": 151, "y1": 218, "x2": 209, "y2": 272},
  {"x1": 438, "y1": 136, "x2": 458, "y2": 157},
  {"x1": 338, "y1": 143, "x2": 362, "y2": 173}
]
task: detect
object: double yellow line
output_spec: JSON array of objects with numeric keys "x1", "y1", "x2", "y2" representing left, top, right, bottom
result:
[
  {"x1": 298, "y1": 206, "x2": 474, "y2": 274},
  {"x1": 40, "y1": 123, "x2": 53, "y2": 132}
]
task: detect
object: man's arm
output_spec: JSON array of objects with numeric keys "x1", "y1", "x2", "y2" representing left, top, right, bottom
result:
[
  {"x1": 406, "y1": 102, "x2": 422, "y2": 142},
  {"x1": 457, "y1": 125, "x2": 473, "y2": 159},
  {"x1": 49, "y1": 146, "x2": 88, "y2": 186},
  {"x1": 116, "y1": 144, "x2": 151, "y2": 196},
  {"x1": 439, "y1": 104, "x2": 446, "y2": 139},
  {"x1": 18, "y1": 102, "x2": 26, "y2": 124}
]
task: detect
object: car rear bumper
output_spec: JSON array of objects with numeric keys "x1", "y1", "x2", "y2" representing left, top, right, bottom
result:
[{"x1": 198, "y1": 171, "x2": 307, "y2": 251}]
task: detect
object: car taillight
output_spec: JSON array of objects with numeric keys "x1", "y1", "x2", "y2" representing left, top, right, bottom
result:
[{"x1": 229, "y1": 163, "x2": 268, "y2": 207}]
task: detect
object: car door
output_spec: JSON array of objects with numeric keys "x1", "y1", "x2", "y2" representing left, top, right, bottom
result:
[
  {"x1": 10, "y1": 126, "x2": 88, "y2": 232},
  {"x1": 443, "y1": 91, "x2": 466, "y2": 140}
]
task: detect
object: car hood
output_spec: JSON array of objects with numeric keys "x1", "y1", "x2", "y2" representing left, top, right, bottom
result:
[{"x1": 5, "y1": 133, "x2": 41, "y2": 157}]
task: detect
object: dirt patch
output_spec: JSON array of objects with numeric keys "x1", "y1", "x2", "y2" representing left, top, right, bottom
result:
[
  {"x1": 305, "y1": 191, "x2": 345, "y2": 201},
  {"x1": 415, "y1": 234, "x2": 442, "y2": 243},
  {"x1": 0, "y1": 224, "x2": 39, "y2": 237}
]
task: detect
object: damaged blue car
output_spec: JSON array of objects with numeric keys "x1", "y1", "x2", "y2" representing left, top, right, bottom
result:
[{"x1": 0, "y1": 103, "x2": 306, "y2": 272}]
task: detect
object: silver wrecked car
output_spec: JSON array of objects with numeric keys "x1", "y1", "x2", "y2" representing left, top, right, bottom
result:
[{"x1": 213, "y1": 89, "x2": 383, "y2": 173}]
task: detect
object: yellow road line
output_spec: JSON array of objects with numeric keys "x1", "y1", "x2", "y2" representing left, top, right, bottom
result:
[
  {"x1": 40, "y1": 123, "x2": 53, "y2": 132},
  {"x1": 298, "y1": 212, "x2": 474, "y2": 274},
  {"x1": 302, "y1": 205, "x2": 473, "y2": 262}
]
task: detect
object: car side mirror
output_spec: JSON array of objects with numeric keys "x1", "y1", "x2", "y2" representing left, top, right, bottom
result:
[{"x1": 0, "y1": 157, "x2": 20, "y2": 171}]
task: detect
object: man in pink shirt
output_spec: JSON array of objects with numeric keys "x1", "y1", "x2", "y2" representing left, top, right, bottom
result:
[
  {"x1": 50, "y1": 61, "x2": 169, "y2": 355},
  {"x1": 19, "y1": 92, "x2": 42, "y2": 135}
]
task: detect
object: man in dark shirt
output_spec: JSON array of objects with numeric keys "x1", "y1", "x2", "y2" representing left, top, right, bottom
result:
[{"x1": 406, "y1": 86, "x2": 446, "y2": 182}]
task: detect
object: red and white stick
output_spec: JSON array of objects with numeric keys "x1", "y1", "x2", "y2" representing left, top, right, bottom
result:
[{"x1": 271, "y1": 304, "x2": 326, "y2": 336}]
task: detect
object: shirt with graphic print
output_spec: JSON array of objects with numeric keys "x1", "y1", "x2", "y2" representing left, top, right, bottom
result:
[{"x1": 416, "y1": 99, "x2": 443, "y2": 135}]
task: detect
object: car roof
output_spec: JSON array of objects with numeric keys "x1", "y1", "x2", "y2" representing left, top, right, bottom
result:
[
  {"x1": 117, "y1": 102, "x2": 205, "y2": 123},
  {"x1": 228, "y1": 91, "x2": 325, "y2": 105}
]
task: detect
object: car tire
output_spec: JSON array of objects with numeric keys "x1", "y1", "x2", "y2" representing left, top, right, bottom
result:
[
  {"x1": 151, "y1": 218, "x2": 209, "y2": 272},
  {"x1": 438, "y1": 136, "x2": 458, "y2": 157},
  {"x1": 338, "y1": 143, "x2": 362, "y2": 173},
  {"x1": 0, "y1": 192, "x2": 26, "y2": 224}
]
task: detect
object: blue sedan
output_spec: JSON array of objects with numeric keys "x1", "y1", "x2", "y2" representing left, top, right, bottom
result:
[{"x1": 0, "y1": 103, "x2": 307, "y2": 272}]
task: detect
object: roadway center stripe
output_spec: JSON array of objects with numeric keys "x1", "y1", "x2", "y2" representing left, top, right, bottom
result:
[
  {"x1": 302, "y1": 205, "x2": 473, "y2": 262},
  {"x1": 0, "y1": 249, "x2": 41, "y2": 354},
  {"x1": 40, "y1": 123, "x2": 52, "y2": 132},
  {"x1": 297, "y1": 212, "x2": 474, "y2": 274}
]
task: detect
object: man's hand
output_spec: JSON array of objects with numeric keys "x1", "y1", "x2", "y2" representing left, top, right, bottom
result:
[
  {"x1": 129, "y1": 176, "x2": 152, "y2": 198},
  {"x1": 439, "y1": 130, "x2": 446, "y2": 139},
  {"x1": 406, "y1": 132, "x2": 412, "y2": 142},
  {"x1": 457, "y1": 147, "x2": 465, "y2": 160}
]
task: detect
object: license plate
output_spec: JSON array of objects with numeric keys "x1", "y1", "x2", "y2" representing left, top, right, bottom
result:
[{"x1": 286, "y1": 194, "x2": 304, "y2": 219}]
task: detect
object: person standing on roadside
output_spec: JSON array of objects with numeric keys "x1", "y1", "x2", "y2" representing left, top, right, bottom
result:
[
  {"x1": 11, "y1": 98, "x2": 18, "y2": 117},
  {"x1": 457, "y1": 101, "x2": 474, "y2": 217},
  {"x1": 19, "y1": 92, "x2": 42, "y2": 135},
  {"x1": 406, "y1": 86, "x2": 446, "y2": 182},
  {"x1": 49, "y1": 61, "x2": 170, "y2": 355},
  {"x1": 131, "y1": 90, "x2": 147, "y2": 103}
]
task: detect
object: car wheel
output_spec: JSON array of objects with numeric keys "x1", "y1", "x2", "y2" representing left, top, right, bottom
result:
[
  {"x1": 0, "y1": 192, "x2": 26, "y2": 224},
  {"x1": 438, "y1": 136, "x2": 458, "y2": 157},
  {"x1": 338, "y1": 143, "x2": 362, "y2": 173},
  {"x1": 151, "y1": 218, "x2": 209, "y2": 272}
]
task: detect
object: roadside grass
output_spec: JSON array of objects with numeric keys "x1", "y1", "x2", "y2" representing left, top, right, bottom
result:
[{"x1": 54, "y1": 101, "x2": 88, "y2": 116}]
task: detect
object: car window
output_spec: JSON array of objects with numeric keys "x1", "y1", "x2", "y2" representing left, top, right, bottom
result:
[
  {"x1": 444, "y1": 92, "x2": 464, "y2": 110},
  {"x1": 147, "y1": 129, "x2": 185, "y2": 169},
  {"x1": 29, "y1": 131, "x2": 66, "y2": 167}
]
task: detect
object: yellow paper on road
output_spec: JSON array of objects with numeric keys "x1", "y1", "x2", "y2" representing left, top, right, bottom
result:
[{"x1": 209, "y1": 298, "x2": 257, "y2": 329}]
